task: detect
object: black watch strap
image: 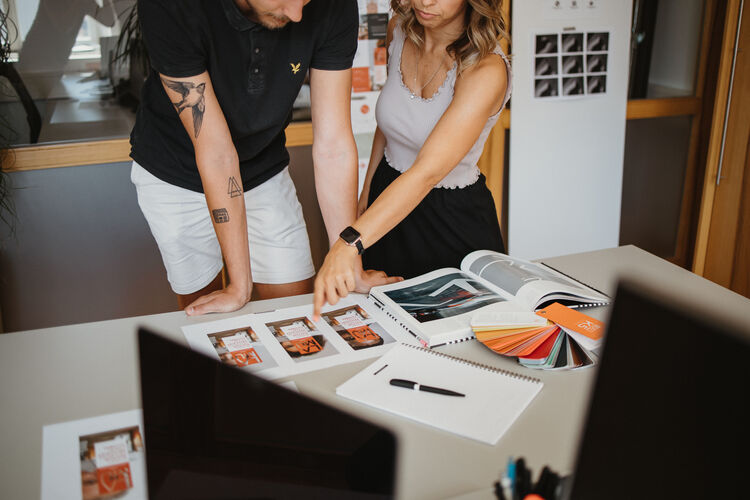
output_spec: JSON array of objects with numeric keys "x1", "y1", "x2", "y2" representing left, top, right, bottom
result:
[
  {"x1": 339, "y1": 226, "x2": 364, "y2": 255},
  {"x1": 352, "y1": 239, "x2": 364, "y2": 255}
]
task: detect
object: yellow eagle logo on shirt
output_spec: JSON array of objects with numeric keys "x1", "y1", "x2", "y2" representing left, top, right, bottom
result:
[{"x1": 290, "y1": 62, "x2": 301, "y2": 74}]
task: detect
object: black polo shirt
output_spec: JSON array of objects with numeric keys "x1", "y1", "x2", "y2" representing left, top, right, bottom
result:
[{"x1": 130, "y1": 0, "x2": 358, "y2": 193}]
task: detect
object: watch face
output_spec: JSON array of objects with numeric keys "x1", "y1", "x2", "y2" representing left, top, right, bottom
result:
[{"x1": 340, "y1": 226, "x2": 361, "y2": 244}]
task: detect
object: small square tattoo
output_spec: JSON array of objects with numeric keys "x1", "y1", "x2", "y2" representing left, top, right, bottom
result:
[{"x1": 212, "y1": 208, "x2": 229, "y2": 223}]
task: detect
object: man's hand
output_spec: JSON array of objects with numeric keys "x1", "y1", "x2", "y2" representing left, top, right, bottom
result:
[
  {"x1": 352, "y1": 255, "x2": 400, "y2": 293},
  {"x1": 185, "y1": 283, "x2": 252, "y2": 316},
  {"x1": 312, "y1": 240, "x2": 402, "y2": 320}
]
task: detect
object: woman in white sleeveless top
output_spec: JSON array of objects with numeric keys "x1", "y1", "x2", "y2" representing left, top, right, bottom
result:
[{"x1": 313, "y1": 0, "x2": 511, "y2": 315}]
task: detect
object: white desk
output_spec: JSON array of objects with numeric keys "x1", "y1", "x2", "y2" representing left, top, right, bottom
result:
[{"x1": 2, "y1": 246, "x2": 749, "y2": 499}]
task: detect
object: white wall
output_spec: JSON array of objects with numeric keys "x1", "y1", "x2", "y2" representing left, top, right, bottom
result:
[
  {"x1": 509, "y1": 0, "x2": 632, "y2": 260},
  {"x1": 11, "y1": 0, "x2": 38, "y2": 43}
]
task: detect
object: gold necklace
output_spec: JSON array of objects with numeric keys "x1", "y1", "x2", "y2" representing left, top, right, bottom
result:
[{"x1": 412, "y1": 43, "x2": 448, "y2": 99}]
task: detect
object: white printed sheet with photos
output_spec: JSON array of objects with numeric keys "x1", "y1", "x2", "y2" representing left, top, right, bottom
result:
[
  {"x1": 182, "y1": 295, "x2": 419, "y2": 380},
  {"x1": 41, "y1": 410, "x2": 146, "y2": 500}
]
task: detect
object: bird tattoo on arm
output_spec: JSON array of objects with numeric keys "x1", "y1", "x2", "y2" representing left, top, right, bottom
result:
[{"x1": 161, "y1": 78, "x2": 206, "y2": 138}]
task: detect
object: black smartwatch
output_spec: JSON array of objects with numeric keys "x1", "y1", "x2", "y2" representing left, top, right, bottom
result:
[{"x1": 339, "y1": 226, "x2": 364, "y2": 255}]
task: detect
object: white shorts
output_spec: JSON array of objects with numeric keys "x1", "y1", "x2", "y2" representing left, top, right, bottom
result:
[{"x1": 131, "y1": 161, "x2": 315, "y2": 294}]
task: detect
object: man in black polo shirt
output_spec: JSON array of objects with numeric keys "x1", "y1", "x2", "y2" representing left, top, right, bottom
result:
[{"x1": 130, "y1": 0, "x2": 398, "y2": 314}]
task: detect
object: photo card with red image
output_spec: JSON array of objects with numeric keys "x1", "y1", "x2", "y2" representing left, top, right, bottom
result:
[
  {"x1": 321, "y1": 304, "x2": 396, "y2": 351},
  {"x1": 265, "y1": 316, "x2": 339, "y2": 363},
  {"x1": 79, "y1": 425, "x2": 144, "y2": 500},
  {"x1": 207, "y1": 327, "x2": 278, "y2": 372}
]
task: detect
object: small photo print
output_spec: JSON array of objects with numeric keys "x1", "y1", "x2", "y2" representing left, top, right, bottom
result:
[
  {"x1": 535, "y1": 34, "x2": 558, "y2": 55},
  {"x1": 208, "y1": 327, "x2": 278, "y2": 371},
  {"x1": 384, "y1": 272, "x2": 506, "y2": 323},
  {"x1": 586, "y1": 53, "x2": 608, "y2": 73},
  {"x1": 365, "y1": 13, "x2": 388, "y2": 39},
  {"x1": 79, "y1": 426, "x2": 144, "y2": 500},
  {"x1": 535, "y1": 57, "x2": 558, "y2": 77},
  {"x1": 587, "y1": 75, "x2": 607, "y2": 94},
  {"x1": 561, "y1": 33, "x2": 583, "y2": 53},
  {"x1": 358, "y1": 15, "x2": 369, "y2": 40},
  {"x1": 265, "y1": 316, "x2": 339, "y2": 362},
  {"x1": 562, "y1": 77, "x2": 585, "y2": 96},
  {"x1": 562, "y1": 55, "x2": 584, "y2": 75},
  {"x1": 321, "y1": 304, "x2": 396, "y2": 350},
  {"x1": 535, "y1": 78, "x2": 559, "y2": 98},
  {"x1": 587, "y1": 32, "x2": 609, "y2": 52}
]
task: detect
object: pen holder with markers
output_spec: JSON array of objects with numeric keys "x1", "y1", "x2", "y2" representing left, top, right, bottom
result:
[{"x1": 494, "y1": 457, "x2": 569, "y2": 500}]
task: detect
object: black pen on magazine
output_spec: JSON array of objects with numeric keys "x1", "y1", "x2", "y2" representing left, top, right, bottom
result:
[{"x1": 494, "y1": 457, "x2": 571, "y2": 500}]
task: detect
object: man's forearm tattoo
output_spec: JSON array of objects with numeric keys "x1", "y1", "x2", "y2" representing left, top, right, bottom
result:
[
  {"x1": 228, "y1": 176, "x2": 242, "y2": 198},
  {"x1": 212, "y1": 208, "x2": 229, "y2": 223},
  {"x1": 161, "y1": 78, "x2": 206, "y2": 138}
]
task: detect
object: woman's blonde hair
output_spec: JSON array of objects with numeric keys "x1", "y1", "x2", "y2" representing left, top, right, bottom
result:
[{"x1": 390, "y1": 0, "x2": 507, "y2": 74}]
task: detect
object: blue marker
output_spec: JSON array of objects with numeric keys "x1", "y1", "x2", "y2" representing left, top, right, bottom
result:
[{"x1": 502, "y1": 457, "x2": 515, "y2": 499}]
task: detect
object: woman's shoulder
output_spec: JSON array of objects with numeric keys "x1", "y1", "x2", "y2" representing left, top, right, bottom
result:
[
  {"x1": 456, "y1": 51, "x2": 508, "y2": 92},
  {"x1": 453, "y1": 49, "x2": 511, "y2": 114}
]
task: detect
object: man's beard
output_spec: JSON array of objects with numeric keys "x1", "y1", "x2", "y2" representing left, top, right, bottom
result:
[
  {"x1": 241, "y1": 1, "x2": 291, "y2": 29},
  {"x1": 258, "y1": 13, "x2": 291, "y2": 29}
]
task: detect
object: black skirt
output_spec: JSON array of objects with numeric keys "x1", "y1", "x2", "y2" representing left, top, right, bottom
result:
[{"x1": 362, "y1": 157, "x2": 505, "y2": 279}]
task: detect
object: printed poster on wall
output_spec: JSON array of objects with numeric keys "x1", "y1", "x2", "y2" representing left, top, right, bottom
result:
[
  {"x1": 353, "y1": 0, "x2": 391, "y2": 193},
  {"x1": 533, "y1": 30, "x2": 610, "y2": 99}
]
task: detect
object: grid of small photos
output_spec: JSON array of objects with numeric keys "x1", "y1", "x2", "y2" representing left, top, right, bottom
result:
[{"x1": 534, "y1": 31, "x2": 610, "y2": 99}]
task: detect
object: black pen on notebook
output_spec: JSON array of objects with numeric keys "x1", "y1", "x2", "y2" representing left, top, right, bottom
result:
[{"x1": 390, "y1": 378, "x2": 465, "y2": 397}]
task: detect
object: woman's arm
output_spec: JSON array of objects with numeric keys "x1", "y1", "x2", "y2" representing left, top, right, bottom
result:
[{"x1": 313, "y1": 54, "x2": 509, "y2": 317}]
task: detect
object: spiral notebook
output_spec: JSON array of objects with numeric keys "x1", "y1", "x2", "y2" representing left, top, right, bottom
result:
[{"x1": 336, "y1": 343, "x2": 543, "y2": 445}]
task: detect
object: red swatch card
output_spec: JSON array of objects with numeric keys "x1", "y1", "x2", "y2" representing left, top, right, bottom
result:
[{"x1": 519, "y1": 327, "x2": 562, "y2": 361}]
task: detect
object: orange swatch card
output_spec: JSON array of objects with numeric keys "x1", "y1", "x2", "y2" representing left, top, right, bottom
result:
[
  {"x1": 483, "y1": 327, "x2": 549, "y2": 351},
  {"x1": 474, "y1": 324, "x2": 549, "y2": 341},
  {"x1": 536, "y1": 303, "x2": 604, "y2": 340}
]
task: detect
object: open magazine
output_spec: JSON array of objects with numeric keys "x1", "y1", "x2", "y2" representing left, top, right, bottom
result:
[{"x1": 368, "y1": 250, "x2": 609, "y2": 347}]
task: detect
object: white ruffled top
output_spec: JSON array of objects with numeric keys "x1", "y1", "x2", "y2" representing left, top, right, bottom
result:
[{"x1": 375, "y1": 24, "x2": 512, "y2": 189}]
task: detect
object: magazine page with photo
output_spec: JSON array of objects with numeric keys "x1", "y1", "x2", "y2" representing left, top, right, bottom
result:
[
  {"x1": 368, "y1": 268, "x2": 514, "y2": 347},
  {"x1": 460, "y1": 250, "x2": 609, "y2": 310}
]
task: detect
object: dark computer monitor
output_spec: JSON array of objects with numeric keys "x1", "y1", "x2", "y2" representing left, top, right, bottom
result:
[
  {"x1": 137, "y1": 328, "x2": 397, "y2": 499},
  {"x1": 568, "y1": 280, "x2": 750, "y2": 499}
]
